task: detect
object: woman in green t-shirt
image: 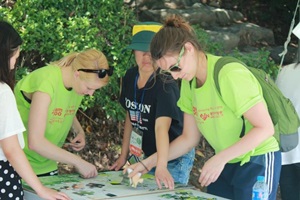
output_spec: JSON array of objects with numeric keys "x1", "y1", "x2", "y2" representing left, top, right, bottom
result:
[
  {"x1": 127, "y1": 15, "x2": 281, "y2": 200},
  {"x1": 14, "y1": 48, "x2": 113, "y2": 179}
]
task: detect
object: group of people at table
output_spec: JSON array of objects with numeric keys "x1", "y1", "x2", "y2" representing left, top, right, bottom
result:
[{"x1": 1, "y1": 14, "x2": 299, "y2": 200}]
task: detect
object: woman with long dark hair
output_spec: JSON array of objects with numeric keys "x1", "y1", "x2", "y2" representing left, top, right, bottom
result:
[{"x1": 0, "y1": 21, "x2": 70, "y2": 200}]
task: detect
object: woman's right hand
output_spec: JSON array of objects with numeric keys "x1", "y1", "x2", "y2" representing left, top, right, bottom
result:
[
  {"x1": 75, "y1": 159, "x2": 98, "y2": 179},
  {"x1": 36, "y1": 186, "x2": 71, "y2": 200},
  {"x1": 124, "y1": 161, "x2": 151, "y2": 178}
]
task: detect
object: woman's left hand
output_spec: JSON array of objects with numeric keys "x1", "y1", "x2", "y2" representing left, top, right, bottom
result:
[
  {"x1": 70, "y1": 132, "x2": 85, "y2": 151},
  {"x1": 198, "y1": 154, "x2": 225, "y2": 187},
  {"x1": 155, "y1": 166, "x2": 174, "y2": 190}
]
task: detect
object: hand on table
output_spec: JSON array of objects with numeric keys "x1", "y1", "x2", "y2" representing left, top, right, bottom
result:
[
  {"x1": 75, "y1": 159, "x2": 98, "y2": 179},
  {"x1": 36, "y1": 186, "x2": 71, "y2": 200},
  {"x1": 109, "y1": 156, "x2": 127, "y2": 171},
  {"x1": 198, "y1": 154, "x2": 225, "y2": 187},
  {"x1": 123, "y1": 161, "x2": 150, "y2": 178},
  {"x1": 155, "y1": 166, "x2": 174, "y2": 190}
]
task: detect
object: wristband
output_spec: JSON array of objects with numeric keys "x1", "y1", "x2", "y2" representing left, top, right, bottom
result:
[{"x1": 139, "y1": 160, "x2": 149, "y2": 171}]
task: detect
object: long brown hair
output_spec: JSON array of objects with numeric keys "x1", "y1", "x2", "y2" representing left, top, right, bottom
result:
[
  {"x1": 150, "y1": 14, "x2": 202, "y2": 60},
  {"x1": 0, "y1": 21, "x2": 22, "y2": 90}
]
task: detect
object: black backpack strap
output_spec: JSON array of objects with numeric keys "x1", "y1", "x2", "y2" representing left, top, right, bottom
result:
[
  {"x1": 214, "y1": 57, "x2": 246, "y2": 138},
  {"x1": 240, "y1": 116, "x2": 245, "y2": 138}
]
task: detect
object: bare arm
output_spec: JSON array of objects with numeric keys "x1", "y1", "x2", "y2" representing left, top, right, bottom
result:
[
  {"x1": 154, "y1": 116, "x2": 173, "y2": 189},
  {"x1": 199, "y1": 102, "x2": 274, "y2": 186},
  {"x1": 128, "y1": 113, "x2": 200, "y2": 176},
  {"x1": 110, "y1": 112, "x2": 132, "y2": 170},
  {"x1": 27, "y1": 91, "x2": 97, "y2": 178},
  {"x1": 155, "y1": 116, "x2": 171, "y2": 169},
  {"x1": 150, "y1": 113, "x2": 200, "y2": 167},
  {"x1": 1, "y1": 135, "x2": 70, "y2": 200}
]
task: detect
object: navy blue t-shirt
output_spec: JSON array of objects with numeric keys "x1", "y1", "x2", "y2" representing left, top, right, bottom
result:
[{"x1": 119, "y1": 67, "x2": 183, "y2": 157}]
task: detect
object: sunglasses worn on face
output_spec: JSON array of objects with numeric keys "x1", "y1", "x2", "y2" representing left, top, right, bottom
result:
[
  {"x1": 161, "y1": 47, "x2": 185, "y2": 73},
  {"x1": 78, "y1": 67, "x2": 114, "y2": 78}
]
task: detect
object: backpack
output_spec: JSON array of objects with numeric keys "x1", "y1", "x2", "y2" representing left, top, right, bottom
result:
[{"x1": 213, "y1": 56, "x2": 300, "y2": 152}]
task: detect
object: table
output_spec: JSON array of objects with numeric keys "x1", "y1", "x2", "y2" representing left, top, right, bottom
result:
[{"x1": 23, "y1": 171, "x2": 228, "y2": 200}]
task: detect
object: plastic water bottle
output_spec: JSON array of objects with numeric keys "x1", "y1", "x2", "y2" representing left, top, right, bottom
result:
[{"x1": 252, "y1": 176, "x2": 269, "y2": 200}]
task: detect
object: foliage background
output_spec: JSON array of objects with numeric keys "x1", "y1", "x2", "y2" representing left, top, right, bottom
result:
[
  {"x1": 1, "y1": 1, "x2": 295, "y2": 198},
  {"x1": 0, "y1": 0, "x2": 286, "y2": 121},
  {"x1": 0, "y1": 0, "x2": 138, "y2": 122}
]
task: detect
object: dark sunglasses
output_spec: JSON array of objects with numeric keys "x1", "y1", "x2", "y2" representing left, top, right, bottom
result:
[
  {"x1": 161, "y1": 47, "x2": 184, "y2": 73},
  {"x1": 168, "y1": 65, "x2": 182, "y2": 72},
  {"x1": 78, "y1": 67, "x2": 114, "y2": 78}
]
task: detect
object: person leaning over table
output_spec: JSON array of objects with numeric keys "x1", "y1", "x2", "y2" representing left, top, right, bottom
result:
[
  {"x1": 14, "y1": 48, "x2": 113, "y2": 179},
  {"x1": 110, "y1": 22, "x2": 195, "y2": 189},
  {"x1": 0, "y1": 20, "x2": 70, "y2": 200},
  {"x1": 126, "y1": 14, "x2": 281, "y2": 200},
  {"x1": 276, "y1": 62, "x2": 300, "y2": 200}
]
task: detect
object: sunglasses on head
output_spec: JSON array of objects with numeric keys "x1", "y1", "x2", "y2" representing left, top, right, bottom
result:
[
  {"x1": 78, "y1": 66, "x2": 114, "y2": 78},
  {"x1": 161, "y1": 47, "x2": 184, "y2": 73}
]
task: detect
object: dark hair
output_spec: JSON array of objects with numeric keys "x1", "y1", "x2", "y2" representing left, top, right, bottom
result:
[
  {"x1": 0, "y1": 21, "x2": 22, "y2": 89},
  {"x1": 150, "y1": 14, "x2": 202, "y2": 60}
]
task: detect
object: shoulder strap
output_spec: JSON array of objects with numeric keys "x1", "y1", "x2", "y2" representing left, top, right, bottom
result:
[
  {"x1": 214, "y1": 56, "x2": 246, "y2": 138},
  {"x1": 214, "y1": 56, "x2": 245, "y2": 96}
]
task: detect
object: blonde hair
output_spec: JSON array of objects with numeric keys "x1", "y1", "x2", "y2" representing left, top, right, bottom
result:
[{"x1": 50, "y1": 49, "x2": 109, "y2": 82}]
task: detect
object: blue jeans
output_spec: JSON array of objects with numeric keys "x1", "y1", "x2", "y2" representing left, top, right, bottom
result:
[
  {"x1": 279, "y1": 163, "x2": 300, "y2": 200},
  {"x1": 149, "y1": 148, "x2": 195, "y2": 185}
]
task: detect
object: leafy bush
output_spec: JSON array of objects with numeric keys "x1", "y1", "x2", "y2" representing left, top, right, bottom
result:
[
  {"x1": 1, "y1": 0, "x2": 137, "y2": 121},
  {"x1": 193, "y1": 25, "x2": 279, "y2": 79},
  {"x1": 229, "y1": 48, "x2": 279, "y2": 79},
  {"x1": 1, "y1": 1, "x2": 279, "y2": 121}
]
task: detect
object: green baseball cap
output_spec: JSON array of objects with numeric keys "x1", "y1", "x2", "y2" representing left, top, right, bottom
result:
[{"x1": 126, "y1": 22, "x2": 162, "y2": 52}]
